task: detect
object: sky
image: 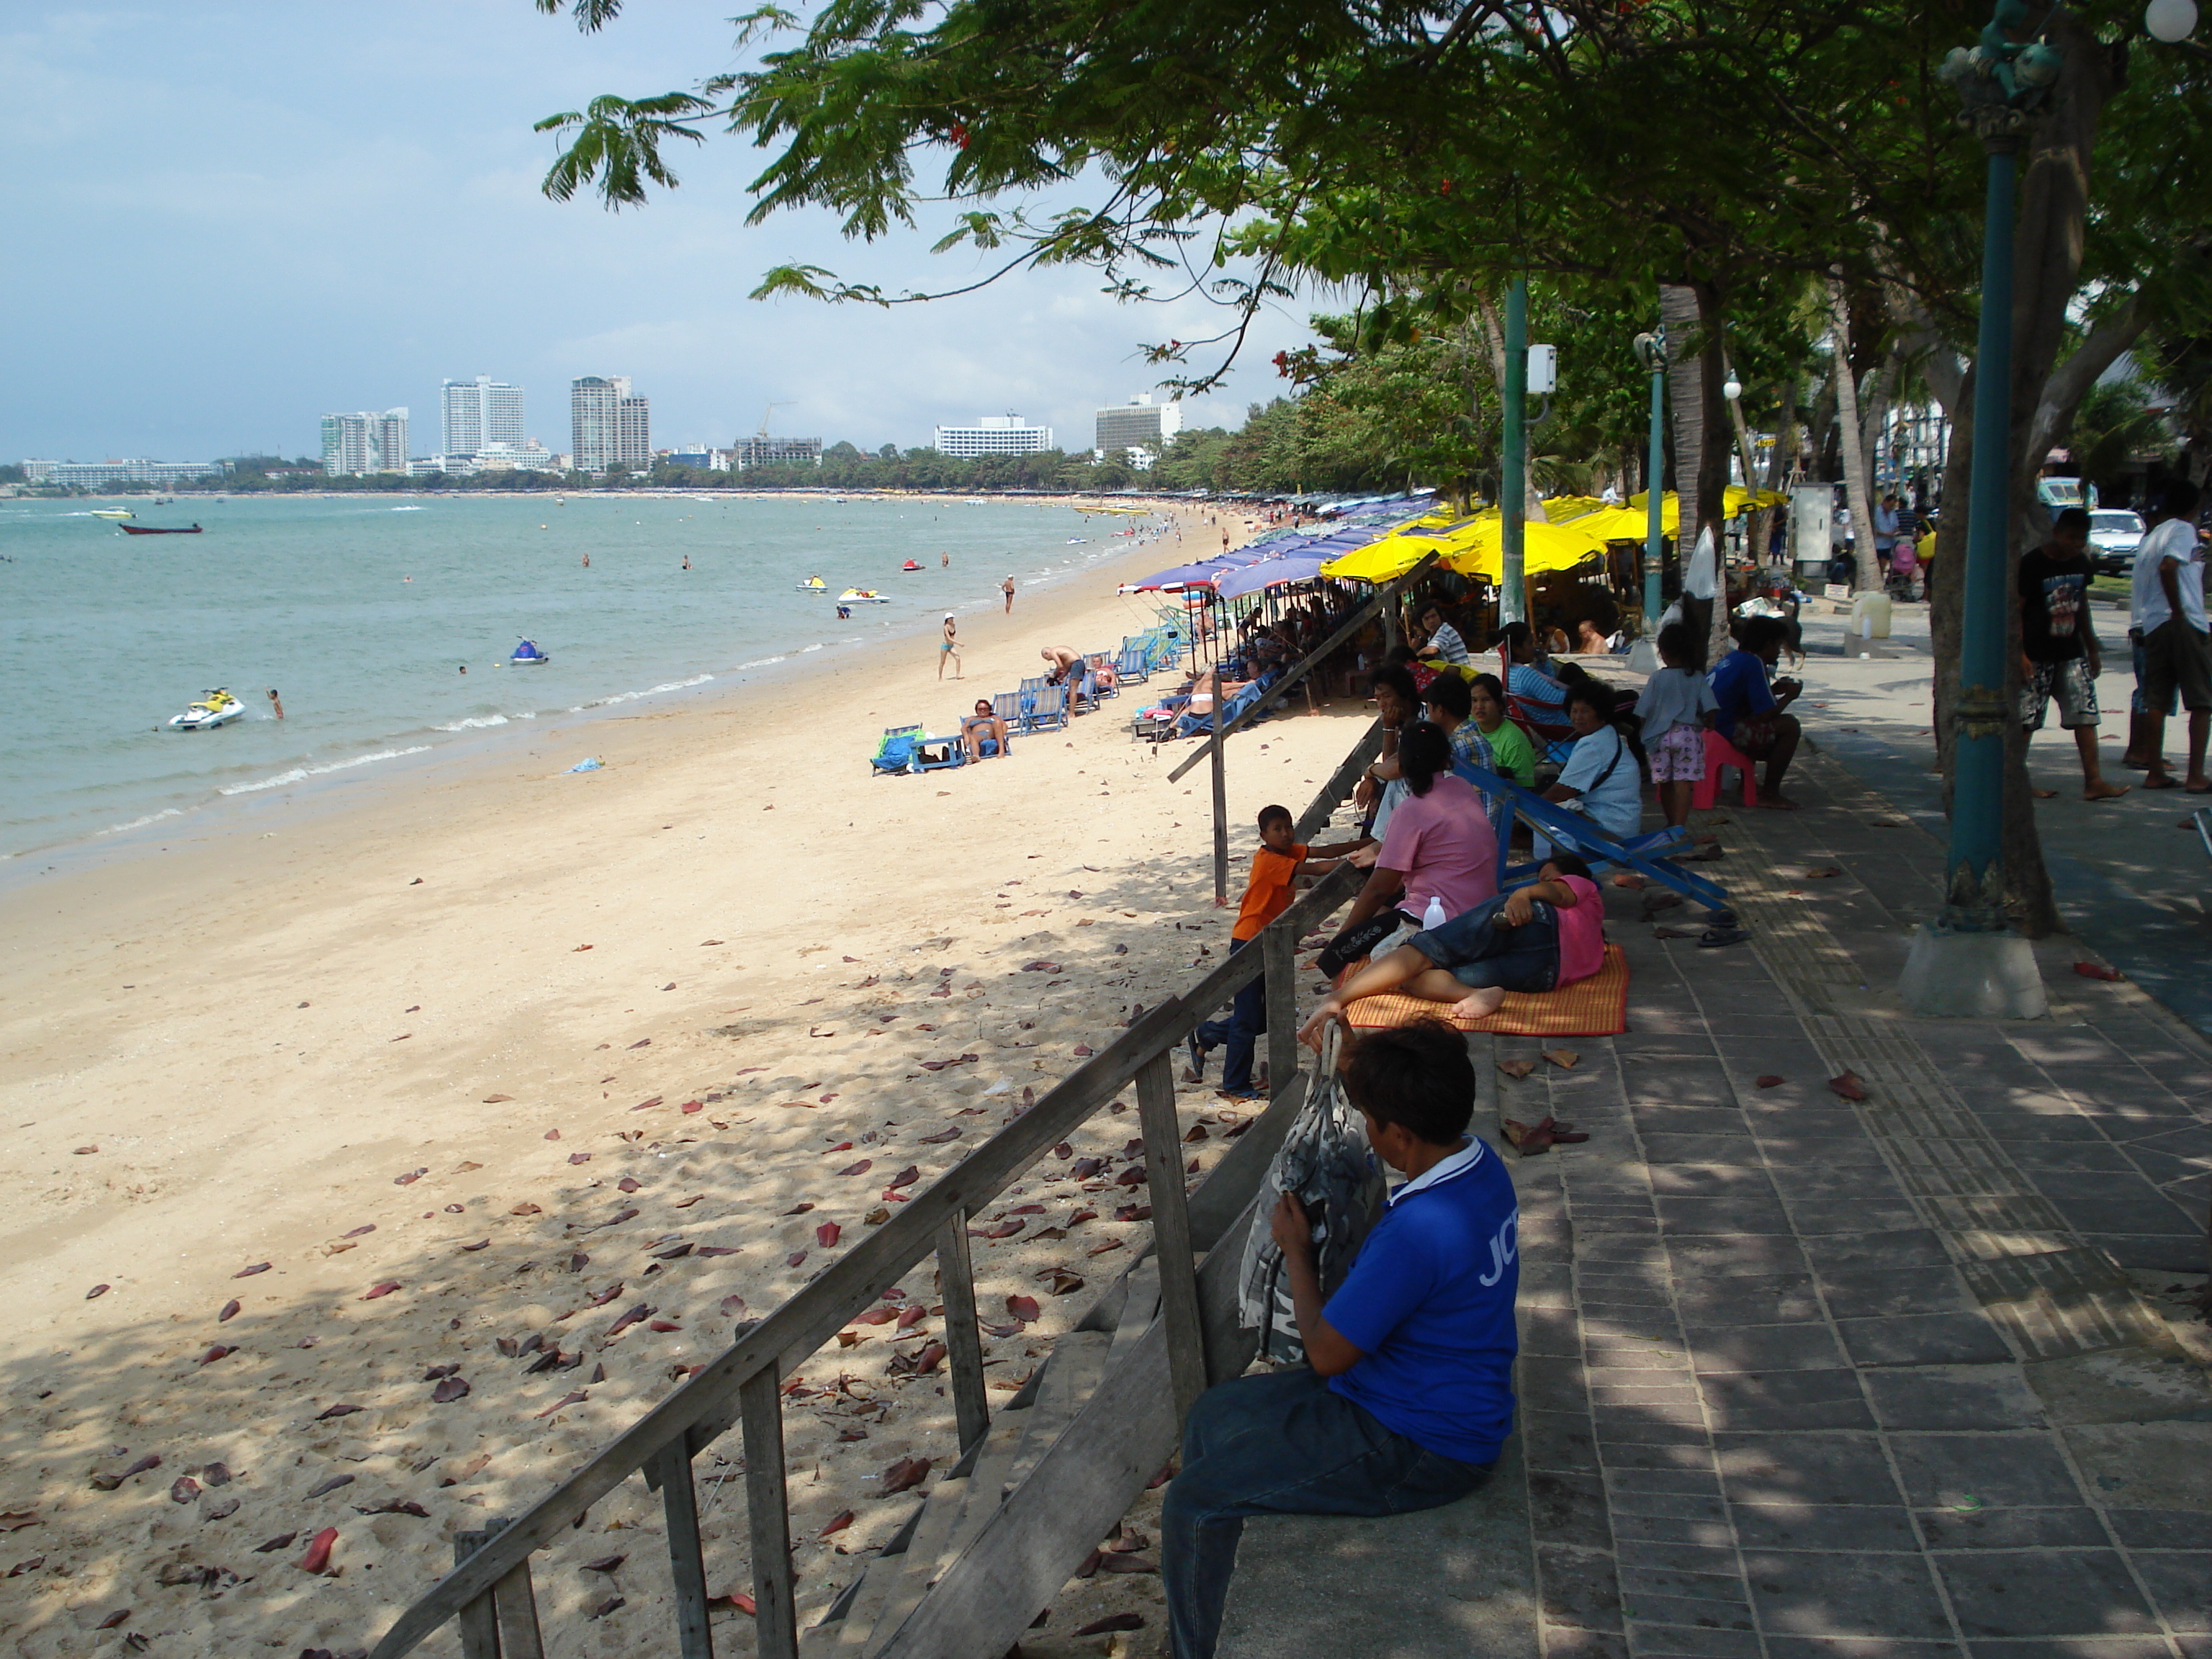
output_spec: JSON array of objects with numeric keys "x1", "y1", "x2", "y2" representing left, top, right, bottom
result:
[{"x1": 1, "y1": 4, "x2": 1319, "y2": 464}]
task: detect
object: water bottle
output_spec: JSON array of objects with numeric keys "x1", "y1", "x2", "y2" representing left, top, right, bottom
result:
[{"x1": 1422, "y1": 895, "x2": 1447, "y2": 932}]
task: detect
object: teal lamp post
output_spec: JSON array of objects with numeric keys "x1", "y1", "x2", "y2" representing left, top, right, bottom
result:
[
  {"x1": 1899, "y1": 0, "x2": 2062, "y2": 1017},
  {"x1": 1632, "y1": 327, "x2": 1669, "y2": 629},
  {"x1": 1499, "y1": 279, "x2": 1529, "y2": 626}
]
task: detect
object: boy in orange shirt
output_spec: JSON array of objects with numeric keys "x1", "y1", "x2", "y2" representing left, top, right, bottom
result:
[{"x1": 1187, "y1": 805, "x2": 1354, "y2": 1100}]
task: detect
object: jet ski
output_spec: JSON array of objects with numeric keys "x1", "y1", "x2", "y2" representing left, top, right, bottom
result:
[
  {"x1": 837, "y1": 588, "x2": 891, "y2": 603},
  {"x1": 168, "y1": 688, "x2": 246, "y2": 731},
  {"x1": 796, "y1": 575, "x2": 828, "y2": 591},
  {"x1": 508, "y1": 639, "x2": 551, "y2": 665},
  {"x1": 899, "y1": 559, "x2": 922, "y2": 572}
]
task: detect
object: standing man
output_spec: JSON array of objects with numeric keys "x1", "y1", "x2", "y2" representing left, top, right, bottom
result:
[
  {"x1": 266, "y1": 688, "x2": 284, "y2": 720},
  {"x1": 2020, "y1": 508, "x2": 2126, "y2": 801},
  {"x1": 1001, "y1": 574, "x2": 1015, "y2": 614},
  {"x1": 1874, "y1": 493, "x2": 1901, "y2": 577},
  {"x1": 2126, "y1": 479, "x2": 2210, "y2": 790}
]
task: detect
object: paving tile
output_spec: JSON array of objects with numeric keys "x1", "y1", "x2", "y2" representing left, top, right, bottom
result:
[
  {"x1": 2103, "y1": 1508, "x2": 2212, "y2": 1549},
  {"x1": 1714, "y1": 1431, "x2": 1905, "y2": 1508},
  {"x1": 1650, "y1": 1165, "x2": 1782, "y2": 1198},
  {"x1": 1767, "y1": 1164, "x2": 1911, "y2": 1201},
  {"x1": 1797, "y1": 1228, "x2": 1954, "y2": 1272},
  {"x1": 1729, "y1": 1503, "x2": 1922, "y2": 1552},
  {"x1": 1697, "y1": 1370, "x2": 1873, "y2": 1432},
  {"x1": 1765, "y1": 1642, "x2": 1961, "y2": 1659},
  {"x1": 1626, "y1": 1624, "x2": 1763, "y2": 1658},
  {"x1": 1615, "y1": 1562, "x2": 1753, "y2": 1607},
  {"x1": 1537, "y1": 1541, "x2": 1624, "y2": 1632},
  {"x1": 1612, "y1": 1541, "x2": 1746, "y2": 1578},
  {"x1": 1781, "y1": 1197, "x2": 1932, "y2": 1234},
  {"x1": 2046, "y1": 1195, "x2": 2198, "y2": 1236},
  {"x1": 2082, "y1": 1231, "x2": 2208, "y2": 1270},
  {"x1": 1520, "y1": 1356, "x2": 1591, "y2": 1413},
  {"x1": 1885, "y1": 1432, "x2": 2086, "y2": 1509},
  {"x1": 1743, "y1": 1550, "x2": 1953, "y2": 1638},
  {"x1": 1543, "y1": 1629, "x2": 1629, "y2": 1659},
  {"x1": 1657, "y1": 1197, "x2": 1799, "y2": 1235},
  {"x1": 1524, "y1": 1408, "x2": 1602, "y2": 1477},
  {"x1": 1619, "y1": 1593, "x2": 1758, "y2": 1632},
  {"x1": 1978, "y1": 1110, "x2": 2109, "y2": 1143},
  {"x1": 1605, "y1": 1465, "x2": 1723, "y2": 1495},
  {"x1": 1916, "y1": 1506, "x2": 2108, "y2": 1548},
  {"x1": 1599, "y1": 1441, "x2": 1724, "y2": 1473},
  {"x1": 1752, "y1": 1136, "x2": 1889, "y2": 1166},
  {"x1": 1858, "y1": 1365, "x2": 2044, "y2": 1431},
  {"x1": 1964, "y1": 1642, "x2": 2175, "y2": 1659},
  {"x1": 1665, "y1": 1234, "x2": 1814, "y2": 1277},
  {"x1": 1528, "y1": 1469, "x2": 1614, "y2": 1550},
  {"x1": 1594, "y1": 1415, "x2": 1712, "y2": 1448},
  {"x1": 1675, "y1": 1273, "x2": 1823, "y2": 1328},
  {"x1": 2003, "y1": 1141, "x2": 2140, "y2": 1173},
  {"x1": 1812, "y1": 1262, "x2": 1979, "y2": 1320},
  {"x1": 2131, "y1": 1550, "x2": 2212, "y2": 1632},
  {"x1": 1934, "y1": 1550, "x2": 2157, "y2": 1637},
  {"x1": 1836, "y1": 1310, "x2": 2013, "y2": 1367},
  {"x1": 2029, "y1": 1169, "x2": 2185, "y2": 1205},
  {"x1": 1691, "y1": 1325, "x2": 1850, "y2": 1376},
  {"x1": 1641, "y1": 1133, "x2": 1764, "y2": 1165},
  {"x1": 1612, "y1": 1511, "x2": 1735, "y2": 1547}
]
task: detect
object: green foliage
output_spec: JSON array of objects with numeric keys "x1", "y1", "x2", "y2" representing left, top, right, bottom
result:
[{"x1": 2070, "y1": 374, "x2": 2169, "y2": 495}]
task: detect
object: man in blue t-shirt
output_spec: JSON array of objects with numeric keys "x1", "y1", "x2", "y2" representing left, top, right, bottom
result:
[
  {"x1": 1161, "y1": 1022, "x2": 1518, "y2": 1659},
  {"x1": 1708, "y1": 616, "x2": 1803, "y2": 808}
]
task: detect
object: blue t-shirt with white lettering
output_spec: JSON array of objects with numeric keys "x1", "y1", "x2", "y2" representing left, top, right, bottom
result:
[
  {"x1": 1707, "y1": 648, "x2": 1776, "y2": 742},
  {"x1": 1322, "y1": 1137, "x2": 1519, "y2": 1465}
]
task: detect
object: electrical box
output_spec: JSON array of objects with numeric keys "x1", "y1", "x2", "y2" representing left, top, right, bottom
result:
[{"x1": 1525, "y1": 343, "x2": 1557, "y2": 395}]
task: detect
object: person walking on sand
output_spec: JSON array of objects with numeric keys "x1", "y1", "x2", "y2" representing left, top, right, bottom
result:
[
  {"x1": 1002, "y1": 575, "x2": 1016, "y2": 614},
  {"x1": 2020, "y1": 508, "x2": 2126, "y2": 801},
  {"x1": 267, "y1": 688, "x2": 284, "y2": 720},
  {"x1": 939, "y1": 613, "x2": 963, "y2": 680}
]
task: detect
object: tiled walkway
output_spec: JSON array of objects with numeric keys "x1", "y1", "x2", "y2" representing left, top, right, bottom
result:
[{"x1": 1503, "y1": 748, "x2": 2212, "y2": 1659}]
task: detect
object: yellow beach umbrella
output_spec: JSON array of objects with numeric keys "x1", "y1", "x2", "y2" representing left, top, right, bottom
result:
[{"x1": 1320, "y1": 515, "x2": 1609, "y2": 582}]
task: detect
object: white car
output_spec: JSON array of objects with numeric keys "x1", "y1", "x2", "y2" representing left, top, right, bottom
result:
[{"x1": 2087, "y1": 508, "x2": 2144, "y2": 577}]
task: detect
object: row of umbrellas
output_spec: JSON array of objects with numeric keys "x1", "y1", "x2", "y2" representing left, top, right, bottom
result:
[{"x1": 1129, "y1": 488, "x2": 1787, "y2": 596}]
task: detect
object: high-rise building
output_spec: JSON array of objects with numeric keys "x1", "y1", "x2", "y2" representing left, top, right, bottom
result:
[
  {"x1": 320, "y1": 409, "x2": 409, "y2": 476},
  {"x1": 441, "y1": 377, "x2": 525, "y2": 457},
  {"x1": 733, "y1": 435, "x2": 823, "y2": 468},
  {"x1": 572, "y1": 376, "x2": 651, "y2": 472},
  {"x1": 932, "y1": 414, "x2": 1053, "y2": 457},
  {"x1": 22, "y1": 458, "x2": 221, "y2": 487},
  {"x1": 1094, "y1": 394, "x2": 1183, "y2": 459}
]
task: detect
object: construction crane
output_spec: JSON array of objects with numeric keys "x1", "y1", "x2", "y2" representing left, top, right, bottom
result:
[{"x1": 755, "y1": 401, "x2": 794, "y2": 444}]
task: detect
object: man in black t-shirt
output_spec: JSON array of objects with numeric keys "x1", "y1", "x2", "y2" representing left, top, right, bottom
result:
[{"x1": 2020, "y1": 508, "x2": 2127, "y2": 801}]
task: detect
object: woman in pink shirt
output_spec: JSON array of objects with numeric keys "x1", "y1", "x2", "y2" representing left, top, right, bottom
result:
[
  {"x1": 1301, "y1": 854, "x2": 1606, "y2": 1035},
  {"x1": 1312, "y1": 721, "x2": 1497, "y2": 977}
]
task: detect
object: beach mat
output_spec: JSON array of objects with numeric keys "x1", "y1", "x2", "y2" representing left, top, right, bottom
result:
[{"x1": 1340, "y1": 943, "x2": 1629, "y2": 1036}]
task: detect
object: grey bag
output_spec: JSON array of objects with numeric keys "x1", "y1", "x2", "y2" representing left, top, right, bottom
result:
[{"x1": 1237, "y1": 1022, "x2": 1388, "y2": 1364}]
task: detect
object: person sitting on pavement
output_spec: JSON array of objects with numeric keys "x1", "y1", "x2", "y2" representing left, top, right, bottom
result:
[
  {"x1": 1316, "y1": 719, "x2": 1498, "y2": 976},
  {"x1": 1414, "y1": 602, "x2": 1471, "y2": 665},
  {"x1": 2020, "y1": 507, "x2": 2126, "y2": 801},
  {"x1": 1708, "y1": 616, "x2": 1803, "y2": 808},
  {"x1": 1161, "y1": 1021, "x2": 1517, "y2": 1659},
  {"x1": 1185, "y1": 805, "x2": 1359, "y2": 1100},
  {"x1": 1534, "y1": 684, "x2": 1645, "y2": 855},
  {"x1": 1493, "y1": 621, "x2": 1569, "y2": 722},
  {"x1": 1300, "y1": 854, "x2": 1606, "y2": 1030},
  {"x1": 1467, "y1": 673, "x2": 1538, "y2": 787},
  {"x1": 959, "y1": 698, "x2": 1011, "y2": 762}
]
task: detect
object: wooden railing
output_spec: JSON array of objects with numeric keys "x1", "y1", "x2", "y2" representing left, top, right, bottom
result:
[{"x1": 366, "y1": 729, "x2": 1382, "y2": 1659}]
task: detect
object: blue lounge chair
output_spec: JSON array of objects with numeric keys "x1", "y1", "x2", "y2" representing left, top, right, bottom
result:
[
  {"x1": 868, "y1": 724, "x2": 924, "y2": 775},
  {"x1": 1015, "y1": 678, "x2": 1069, "y2": 732},
  {"x1": 1086, "y1": 652, "x2": 1120, "y2": 699},
  {"x1": 1457, "y1": 763, "x2": 1729, "y2": 912},
  {"x1": 911, "y1": 733, "x2": 966, "y2": 771},
  {"x1": 1114, "y1": 639, "x2": 1151, "y2": 685}
]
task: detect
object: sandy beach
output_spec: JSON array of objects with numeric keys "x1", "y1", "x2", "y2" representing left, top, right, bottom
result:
[{"x1": 0, "y1": 508, "x2": 1365, "y2": 1656}]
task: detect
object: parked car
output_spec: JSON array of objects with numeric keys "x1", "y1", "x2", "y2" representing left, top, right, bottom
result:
[{"x1": 2087, "y1": 508, "x2": 2145, "y2": 577}]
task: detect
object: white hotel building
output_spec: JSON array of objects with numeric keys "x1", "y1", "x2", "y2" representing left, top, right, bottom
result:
[{"x1": 932, "y1": 414, "x2": 1054, "y2": 457}]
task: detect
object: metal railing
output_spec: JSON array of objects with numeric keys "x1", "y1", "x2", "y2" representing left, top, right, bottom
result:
[{"x1": 367, "y1": 729, "x2": 1382, "y2": 1659}]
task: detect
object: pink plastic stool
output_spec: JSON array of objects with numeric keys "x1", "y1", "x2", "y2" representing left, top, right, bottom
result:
[{"x1": 1692, "y1": 728, "x2": 1759, "y2": 811}]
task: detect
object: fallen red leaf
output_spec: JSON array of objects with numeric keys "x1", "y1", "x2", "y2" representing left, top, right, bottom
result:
[
  {"x1": 363, "y1": 1282, "x2": 402, "y2": 1300},
  {"x1": 1827, "y1": 1071, "x2": 1869, "y2": 1102},
  {"x1": 2073, "y1": 961, "x2": 2123, "y2": 981},
  {"x1": 817, "y1": 1222, "x2": 842, "y2": 1248},
  {"x1": 819, "y1": 1509, "x2": 855, "y2": 1538},
  {"x1": 1755, "y1": 1074, "x2": 1786, "y2": 1089},
  {"x1": 297, "y1": 1527, "x2": 338, "y2": 1574}
]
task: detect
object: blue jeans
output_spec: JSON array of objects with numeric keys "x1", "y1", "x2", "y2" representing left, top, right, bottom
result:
[
  {"x1": 1195, "y1": 937, "x2": 1265, "y2": 1092},
  {"x1": 1161, "y1": 1367, "x2": 1496, "y2": 1659},
  {"x1": 1410, "y1": 891, "x2": 1562, "y2": 992}
]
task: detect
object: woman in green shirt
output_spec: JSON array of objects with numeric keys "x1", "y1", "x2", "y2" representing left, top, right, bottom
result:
[{"x1": 1469, "y1": 673, "x2": 1537, "y2": 786}]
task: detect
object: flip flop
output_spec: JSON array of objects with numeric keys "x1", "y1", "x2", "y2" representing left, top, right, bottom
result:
[
  {"x1": 1698, "y1": 927, "x2": 1752, "y2": 948},
  {"x1": 2144, "y1": 775, "x2": 2182, "y2": 789},
  {"x1": 1502, "y1": 1116, "x2": 1557, "y2": 1155}
]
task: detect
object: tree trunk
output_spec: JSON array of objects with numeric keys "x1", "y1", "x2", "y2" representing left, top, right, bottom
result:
[
  {"x1": 1766, "y1": 377, "x2": 1800, "y2": 492},
  {"x1": 1830, "y1": 275, "x2": 1882, "y2": 594}
]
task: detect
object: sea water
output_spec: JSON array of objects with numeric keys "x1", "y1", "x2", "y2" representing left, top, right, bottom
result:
[{"x1": 0, "y1": 493, "x2": 1169, "y2": 860}]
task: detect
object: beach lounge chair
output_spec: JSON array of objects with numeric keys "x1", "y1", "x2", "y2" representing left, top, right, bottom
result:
[
  {"x1": 1013, "y1": 680, "x2": 1069, "y2": 734},
  {"x1": 910, "y1": 732, "x2": 966, "y2": 770},
  {"x1": 1457, "y1": 762, "x2": 1730, "y2": 913},
  {"x1": 1085, "y1": 652, "x2": 1119, "y2": 700},
  {"x1": 1114, "y1": 639, "x2": 1151, "y2": 685},
  {"x1": 868, "y1": 724, "x2": 924, "y2": 775}
]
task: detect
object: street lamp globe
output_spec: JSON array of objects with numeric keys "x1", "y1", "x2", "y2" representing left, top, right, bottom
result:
[
  {"x1": 2146, "y1": 0, "x2": 2197, "y2": 41},
  {"x1": 1722, "y1": 373, "x2": 1743, "y2": 402}
]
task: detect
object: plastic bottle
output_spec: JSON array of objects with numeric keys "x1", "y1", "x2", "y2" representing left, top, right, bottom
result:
[{"x1": 1422, "y1": 895, "x2": 1448, "y2": 932}]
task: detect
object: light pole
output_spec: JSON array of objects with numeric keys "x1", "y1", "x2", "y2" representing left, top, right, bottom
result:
[
  {"x1": 1632, "y1": 328, "x2": 1669, "y2": 628},
  {"x1": 1899, "y1": 1, "x2": 2061, "y2": 1018},
  {"x1": 1500, "y1": 278, "x2": 1529, "y2": 625}
]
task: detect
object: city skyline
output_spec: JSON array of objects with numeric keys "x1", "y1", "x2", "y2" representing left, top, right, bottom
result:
[{"x1": 1, "y1": 6, "x2": 1293, "y2": 468}]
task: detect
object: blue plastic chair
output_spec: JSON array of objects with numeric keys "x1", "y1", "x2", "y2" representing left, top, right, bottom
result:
[
  {"x1": 1114, "y1": 639, "x2": 1151, "y2": 685},
  {"x1": 869, "y1": 724, "x2": 924, "y2": 775},
  {"x1": 1015, "y1": 678, "x2": 1069, "y2": 732},
  {"x1": 1457, "y1": 763, "x2": 1726, "y2": 911}
]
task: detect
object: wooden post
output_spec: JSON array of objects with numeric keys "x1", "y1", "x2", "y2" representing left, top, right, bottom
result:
[
  {"x1": 1210, "y1": 670, "x2": 1229, "y2": 907},
  {"x1": 652, "y1": 1442, "x2": 716, "y2": 1659},
  {"x1": 935, "y1": 1211, "x2": 992, "y2": 1455},
  {"x1": 1134, "y1": 1052, "x2": 1207, "y2": 1422},
  {"x1": 491, "y1": 1557, "x2": 546, "y2": 1659},
  {"x1": 1262, "y1": 922, "x2": 1298, "y2": 1105},
  {"x1": 452, "y1": 1531, "x2": 501, "y2": 1659},
  {"x1": 739, "y1": 1367, "x2": 799, "y2": 1659}
]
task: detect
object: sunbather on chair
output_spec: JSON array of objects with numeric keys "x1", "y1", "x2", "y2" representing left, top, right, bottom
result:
[
  {"x1": 1301, "y1": 855, "x2": 1605, "y2": 1030},
  {"x1": 960, "y1": 699, "x2": 1011, "y2": 761}
]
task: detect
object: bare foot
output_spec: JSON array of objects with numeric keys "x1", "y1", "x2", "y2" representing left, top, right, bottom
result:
[
  {"x1": 1755, "y1": 791, "x2": 1801, "y2": 810},
  {"x1": 1447, "y1": 989, "x2": 1507, "y2": 1022},
  {"x1": 2084, "y1": 781, "x2": 2129, "y2": 801},
  {"x1": 1610, "y1": 871, "x2": 1647, "y2": 889}
]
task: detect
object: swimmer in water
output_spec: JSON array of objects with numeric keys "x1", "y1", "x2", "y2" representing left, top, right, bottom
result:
[
  {"x1": 683, "y1": 554, "x2": 692, "y2": 570},
  {"x1": 267, "y1": 688, "x2": 284, "y2": 720},
  {"x1": 582, "y1": 553, "x2": 590, "y2": 567}
]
